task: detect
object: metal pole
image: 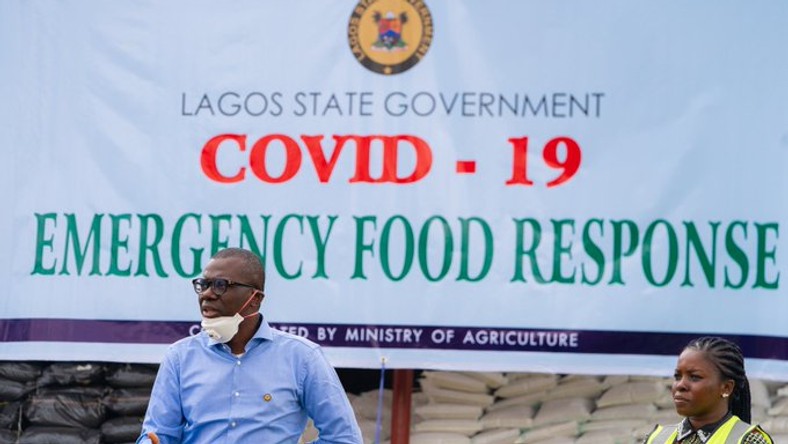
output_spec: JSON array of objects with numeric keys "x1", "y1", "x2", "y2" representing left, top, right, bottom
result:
[{"x1": 389, "y1": 369, "x2": 413, "y2": 444}]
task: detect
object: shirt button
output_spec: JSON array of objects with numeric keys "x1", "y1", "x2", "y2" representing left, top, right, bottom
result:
[
  {"x1": 236, "y1": 360, "x2": 241, "y2": 366},
  {"x1": 234, "y1": 391, "x2": 240, "y2": 397},
  {"x1": 231, "y1": 421, "x2": 237, "y2": 428}
]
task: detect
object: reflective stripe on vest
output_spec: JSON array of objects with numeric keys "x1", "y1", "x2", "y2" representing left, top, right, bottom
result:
[
  {"x1": 717, "y1": 416, "x2": 752, "y2": 444},
  {"x1": 646, "y1": 424, "x2": 677, "y2": 444},
  {"x1": 729, "y1": 419, "x2": 752, "y2": 443},
  {"x1": 645, "y1": 416, "x2": 762, "y2": 444}
]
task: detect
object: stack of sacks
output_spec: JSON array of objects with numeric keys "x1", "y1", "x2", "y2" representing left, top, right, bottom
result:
[
  {"x1": 478, "y1": 404, "x2": 534, "y2": 435},
  {"x1": 375, "y1": 392, "x2": 430, "y2": 444},
  {"x1": 596, "y1": 376, "x2": 669, "y2": 408},
  {"x1": 101, "y1": 363, "x2": 157, "y2": 443},
  {"x1": 479, "y1": 373, "x2": 553, "y2": 443},
  {"x1": 420, "y1": 371, "x2": 496, "y2": 407},
  {"x1": 514, "y1": 421, "x2": 577, "y2": 444},
  {"x1": 627, "y1": 385, "x2": 682, "y2": 442},
  {"x1": 486, "y1": 373, "x2": 578, "y2": 443},
  {"x1": 576, "y1": 428, "x2": 637, "y2": 444},
  {"x1": 458, "y1": 372, "x2": 509, "y2": 391},
  {"x1": 601, "y1": 375, "x2": 629, "y2": 388},
  {"x1": 585, "y1": 376, "x2": 665, "y2": 440},
  {"x1": 514, "y1": 375, "x2": 603, "y2": 443},
  {"x1": 408, "y1": 432, "x2": 472, "y2": 444},
  {"x1": 518, "y1": 398, "x2": 591, "y2": 442},
  {"x1": 470, "y1": 428, "x2": 521, "y2": 444},
  {"x1": 578, "y1": 376, "x2": 667, "y2": 443},
  {"x1": 546, "y1": 375, "x2": 605, "y2": 401},
  {"x1": 412, "y1": 390, "x2": 430, "y2": 420},
  {"x1": 457, "y1": 372, "x2": 527, "y2": 444},
  {"x1": 762, "y1": 382, "x2": 788, "y2": 441},
  {"x1": 350, "y1": 389, "x2": 394, "y2": 443},
  {"x1": 353, "y1": 389, "x2": 428, "y2": 444},
  {"x1": 494, "y1": 374, "x2": 558, "y2": 402},
  {"x1": 328, "y1": 373, "x2": 788, "y2": 444},
  {"x1": 649, "y1": 382, "x2": 681, "y2": 422},
  {"x1": 413, "y1": 372, "x2": 493, "y2": 441},
  {"x1": 20, "y1": 363, "x2": 108, "y2": 443},
  {"x1": 415, "y1": 403, "x2": 484, "y2": 424},
  {"x1": 485, "y1": 373, "x2": 556, "y2": 416},
  {"x1": 0, "y1": 362, "x2": 40, "y2": 440},
  {"x1": 748, "y1": 378, "x2": 771, "y2": 423}
]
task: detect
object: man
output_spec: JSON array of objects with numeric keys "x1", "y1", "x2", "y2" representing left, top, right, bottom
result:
[{"x1": 137, "y1": 247, "x2": 363, "y2": 443}]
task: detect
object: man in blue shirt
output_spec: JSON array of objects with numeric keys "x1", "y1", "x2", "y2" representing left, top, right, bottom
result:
[{"x1": 137, "y1": 248, "x2": 363, "y2": 443}]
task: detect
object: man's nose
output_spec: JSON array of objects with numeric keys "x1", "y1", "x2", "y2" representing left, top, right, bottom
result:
[{"x1": 199, "y1": 288, "x2": 219, "y2": 302}]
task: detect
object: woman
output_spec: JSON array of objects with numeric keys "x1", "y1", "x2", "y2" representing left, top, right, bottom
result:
[{"x1": 644, "y1": 336, "x2": 773, "y2": 444}]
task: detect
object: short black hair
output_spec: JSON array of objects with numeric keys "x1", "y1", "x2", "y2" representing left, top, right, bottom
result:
[{"x1": 211, "y1": 248, "x2": 265, "y2": 292}]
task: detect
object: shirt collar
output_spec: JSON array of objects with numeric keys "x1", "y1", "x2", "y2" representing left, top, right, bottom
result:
[
  {"x1": 256, "y1": 316, "x2": 273, "y2": 341},
  {"x1": 676, "y1": 412, "x2": 733, "y2": 442}
]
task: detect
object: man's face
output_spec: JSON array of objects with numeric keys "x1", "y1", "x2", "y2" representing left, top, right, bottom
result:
[
  {"x1": 672, "y1": 349, "x2": 732, "y2": 423},
  {"x1": 198, "y1": 256, "x2": 259, "y2": 318}
]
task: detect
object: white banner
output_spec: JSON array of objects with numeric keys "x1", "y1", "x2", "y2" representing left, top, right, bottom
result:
[{"x1": 1, "y1": 0, "x2": 787, "y2": 379}]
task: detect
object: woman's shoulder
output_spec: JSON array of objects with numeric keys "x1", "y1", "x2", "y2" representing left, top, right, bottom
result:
[{"x1": 743, "y1": 424, "x2": 773, "y2": 444}]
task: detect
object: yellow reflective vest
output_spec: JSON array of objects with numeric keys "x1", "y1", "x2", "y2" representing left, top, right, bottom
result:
[{"x1": 645, "y1": 415, "x2": 773, "y2": 444}]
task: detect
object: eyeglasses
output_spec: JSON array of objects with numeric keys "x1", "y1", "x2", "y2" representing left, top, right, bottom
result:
[{"x1": 192, "y1": 277, "x2": 259, "y2": 296}]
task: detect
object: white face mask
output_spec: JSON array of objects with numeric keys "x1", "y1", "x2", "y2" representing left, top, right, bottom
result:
[
  {"x1": 201, "y1": 313, "x2": 245, "y2": 343},
  {"x1": 201, "y1": 292, "x2": 258, "y2": 343}
]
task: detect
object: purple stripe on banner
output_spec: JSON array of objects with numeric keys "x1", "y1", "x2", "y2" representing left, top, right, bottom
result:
[
  {"x1": 268, "y1": 323, "x2": 788, "y2": 361},
  {"x1": 0, "y1": 319, "x2": 195, "y2": 344},
  {"x1": 1, "y1": 319, "x2": 786, "y2": 361}
]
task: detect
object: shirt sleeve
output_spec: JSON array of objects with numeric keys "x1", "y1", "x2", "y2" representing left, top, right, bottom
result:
[
  {"x1": 300, "y1": 346, "x2": 363, "y2": 444},
  {"x1": 136, "y1": 346, "x2": 185, "y2": 444}
]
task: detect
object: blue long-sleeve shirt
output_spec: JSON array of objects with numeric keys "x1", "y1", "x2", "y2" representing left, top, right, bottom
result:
[{"x1": 137, "y1": 317, "x2": 363, "y2": 443}]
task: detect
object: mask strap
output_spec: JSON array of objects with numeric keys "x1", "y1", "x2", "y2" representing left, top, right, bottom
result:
[{"x1": 237, "y1": 290, "x2": 262, "y2": 318}]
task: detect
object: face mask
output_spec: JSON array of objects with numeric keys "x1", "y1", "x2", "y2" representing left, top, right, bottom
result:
[
  {"x1": 201, "y1": 293, "x2": 258, "y2": 343},
  {"x1": 201, "y1": 313, "x2": 245, "y2": 343}
]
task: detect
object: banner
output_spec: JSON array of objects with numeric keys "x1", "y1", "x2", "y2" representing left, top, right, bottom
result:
[{"x1": 1, "y1": 0, "x2": 787, "y2": 379}]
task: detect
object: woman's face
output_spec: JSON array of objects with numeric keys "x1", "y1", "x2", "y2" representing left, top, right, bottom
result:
[{"x1": 672, "y1": 348, "x2": 734, "y2": 428}]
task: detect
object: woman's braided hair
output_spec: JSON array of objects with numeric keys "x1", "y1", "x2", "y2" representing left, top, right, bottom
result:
[{"x1": 685, "y1": 336, "x2": 751, "y2": 423}]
